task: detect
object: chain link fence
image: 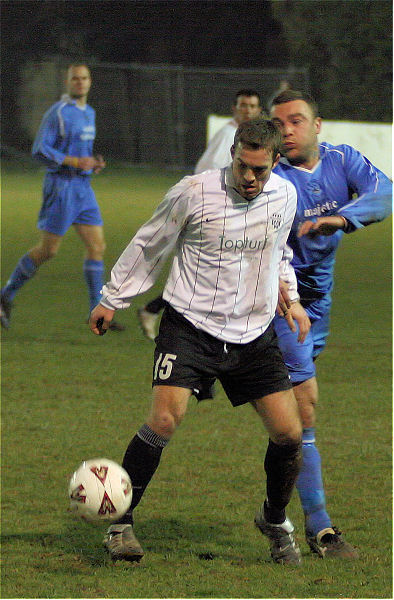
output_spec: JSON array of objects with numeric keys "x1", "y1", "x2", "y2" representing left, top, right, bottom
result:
[{"x1": 12, "y1": 60, "x2": 309, "y2": 169}]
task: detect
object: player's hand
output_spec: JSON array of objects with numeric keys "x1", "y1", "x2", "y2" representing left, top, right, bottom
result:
[
  {"x1": 277, "y1": 279, "x2": 292, "y2": 314},
  {"x1": 89, "y1": 304, "x2": 115, "y2": 336},
  {"x1": 297, "y1": 216, "x2": 346, "y2": 237},
  {"x1": 288, "y1": 301, "x2": 311, "y2": 343},
  {"x1": 76, "y1": 156, "x2": 98, "y2": 171},
  {"x1": 93, "y1": 154, "x2": 106, "y2": 174},
  {"x1": 277, "y1": 280, "x2": 296, "y2": 334}
]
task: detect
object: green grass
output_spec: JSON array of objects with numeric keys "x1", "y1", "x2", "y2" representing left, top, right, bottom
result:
[{"x1": 1, "y1": 160, "x2": 392, "y2": 599}]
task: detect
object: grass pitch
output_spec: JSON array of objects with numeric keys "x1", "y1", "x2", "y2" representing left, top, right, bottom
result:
[{"x1": 1, "y1": 159, "x2": 392, "y2": 599}]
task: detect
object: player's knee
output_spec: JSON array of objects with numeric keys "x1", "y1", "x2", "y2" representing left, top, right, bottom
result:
[
  {"x1": 97, "y1": 240, "x2": 106, "y2": 255},
  {"x1": 32, "y1": 244, "x2": 58, "y2": 263},
  {"x1": 147, "y1": 411, "x2": 178, "y2": 439},
  {"x1": 300, "y1": 402, "x2": 316, "y2": 428},
  {"x1": 45, "y1": 246, "x2": 59, "y2": 260},
  {"x1": 272, "y1": 422, "x2": 302, "y2": 447},
  {"x1": 293, "y1": 378, "x2": 318, "y2": 427},
  {"x1": 88, "y1": 241, "x2": 106, "y2": 260}
]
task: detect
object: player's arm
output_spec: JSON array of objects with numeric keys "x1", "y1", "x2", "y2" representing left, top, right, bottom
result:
[
  {"x1": 91, "y1": 178, "x2": 194, "y2": 330},
  {"x1": 297, "y1": 215, "x2": 347, "y2": 237},
  {"x1": 278, "y1": 183, "x2": 311, "y2": 343},
  {"x1": 62, "y1": 155, "x2": 106, "y2": 172},
  {"x1": 32, "y1": 107, "x2": 66, "y2": 167},
  {"x1": 32, "y1": 106, "x2": 106, "y2": 173},
  {"x1": 278, "y1": 188, "x2": 299, "y2": 310},
  {"x1": 337, "y1": 145, "x2": 392, "y2": 229},
  {"x1": 298, "y1": 147, "x2": 392, "y2": 238},
  {"x1": 278, "y1": 277, "x2": 310, "y2": 343},
  {"x1": 277, "y1": 189, "x2": 310, "y2": 342},
  {"x1": 89, "y1": 306, "x2": 115, "y2": 336}
]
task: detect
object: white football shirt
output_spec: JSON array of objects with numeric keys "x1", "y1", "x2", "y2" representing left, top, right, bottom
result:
[
  {"x1": 101, "y1": 167, "x2": 298, "y2": 344},
  {"x1": 194, "y1": 120, "x2": 237, "y2": 174}
]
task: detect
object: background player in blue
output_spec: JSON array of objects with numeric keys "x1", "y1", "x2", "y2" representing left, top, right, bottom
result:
[
  {"x1": 0, "y1": 64, "x2": 124, "y2": 331},
  {"x1": 270, "y1": 89, "x2": 392, "y2": 559}
]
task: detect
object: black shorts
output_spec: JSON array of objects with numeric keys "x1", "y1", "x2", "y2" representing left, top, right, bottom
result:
[{"x1": 153, "y1": 305, "x2": 292, "y2": 407}]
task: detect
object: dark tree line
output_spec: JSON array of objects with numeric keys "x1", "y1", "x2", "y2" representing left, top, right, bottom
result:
[{"x1": 1, "y1": 0, "x2": 392, "y2": 147}]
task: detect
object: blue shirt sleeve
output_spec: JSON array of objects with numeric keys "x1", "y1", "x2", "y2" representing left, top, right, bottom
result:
[
  {"x1": 336, "y1": 145, "x2": 392, "y2": 231},
  {"x1": 31, "y1": 104, "x2": 67, "y2": 168}
]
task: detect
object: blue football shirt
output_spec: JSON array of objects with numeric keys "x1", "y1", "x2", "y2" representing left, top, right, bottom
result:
[{"x1": 274, "y1": 142, "x2": 392, "y2": 318}]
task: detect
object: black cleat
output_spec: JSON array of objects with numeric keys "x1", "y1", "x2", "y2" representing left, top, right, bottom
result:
[
  {"x1": 0, "y1": 294, "x2": 12, "y2": 329},
  {"x1": 103, "y1": 523, "x2": 144, "y2": 562},
  {"x1": 255, "y1": 507, "x2": 301, "y2": 565},
  {"x1": 306, "y1": 526, "x2": 359, "y2": 559},
  {"x1": 137, "y1": 307, "x2": 159, "y2": 340}
]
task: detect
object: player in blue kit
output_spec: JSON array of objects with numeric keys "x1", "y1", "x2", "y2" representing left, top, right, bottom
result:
[
  {"x1": 0, "y1": 64, "x2": 124, "y2": 331},
  {"x1": 270, "y1": 89, "x2": 392, "y2": 559}
]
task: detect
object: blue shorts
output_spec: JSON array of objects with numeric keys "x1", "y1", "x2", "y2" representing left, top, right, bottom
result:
[
  {"x1": 273, "y1": 311, "x2": 331, "y2": 384},
  {"x1": 37, "y1": 172, "x2": 103, "y2": 236}
]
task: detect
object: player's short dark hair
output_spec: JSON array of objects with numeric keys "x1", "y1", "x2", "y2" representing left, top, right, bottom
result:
[
  {"x1": 67, "y1": 63, "x2": 91, "y2": 74},
  {"x1": 233, "y1": 118, "x2": 281, "y2": 159},
  {"x1": 270, "y1": 90, "x2": 319, "y2": 118},
  {"x1": 234, "y1": 89, "x2": 262, "y2": 106}
]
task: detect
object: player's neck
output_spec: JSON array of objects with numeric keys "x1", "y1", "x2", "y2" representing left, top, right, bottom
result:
[
  {"x1": 72, "y1": 95, "x2": 88, "y2": 108},
  {"x1": 290, "y1": 147, "x2": 320, "y2": 170}
]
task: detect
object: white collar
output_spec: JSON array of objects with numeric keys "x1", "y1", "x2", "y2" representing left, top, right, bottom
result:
[
  {"x1": 279, "y1": 156, "x2": 321, "y2": 174},
  {"x1": 60, "y1": 94, "x2": 87, "y2": 110}
]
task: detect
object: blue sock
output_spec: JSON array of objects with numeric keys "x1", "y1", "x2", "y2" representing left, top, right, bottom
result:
[
  {"x1": 83, "y1": 259, "x2": 104, "y2": 312},
  {"x1": 1, "y1": 253, "x2": 37, "y2": 301},
  {"x1": 296, "y1": 428, "x2": 332, "y2": 536}
]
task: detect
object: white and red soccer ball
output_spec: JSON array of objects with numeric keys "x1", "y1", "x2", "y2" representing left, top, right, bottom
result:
[{"x1": 69, "y1": 458, "x2": 132, "y2": 522}]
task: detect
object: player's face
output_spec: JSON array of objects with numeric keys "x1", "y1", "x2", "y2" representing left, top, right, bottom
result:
[
  {"x1": 233, "y1": 95, "x2": 262, "y2": 124},
  {"x1": 67, "y1": 66, "x2": 92, "y2": 100},
  {"x1": 231, "y1": 143, "x2": 280, "y2": 200},
  {"x1": 270, "y1": 100, "x2": 321, "y2": 168}
]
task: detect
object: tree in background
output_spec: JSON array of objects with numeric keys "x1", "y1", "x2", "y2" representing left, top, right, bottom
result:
[
  {"x1": 271, "y1": 0, "x2": 392, "y2": 122},
  {"x1": 1, "y1": 0, "x2": 391, "y2": 154}
]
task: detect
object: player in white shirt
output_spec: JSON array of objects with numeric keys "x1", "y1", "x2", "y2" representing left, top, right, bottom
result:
[
  {"x1": 138, "y1": 89, "x2": 264, "y2": 339},
  {"x1": 194, "y1": 89, "x2": 264, "y2": 174},
  {"x1": 89, "y1": 119, "x2": 310, "y2": 565}
]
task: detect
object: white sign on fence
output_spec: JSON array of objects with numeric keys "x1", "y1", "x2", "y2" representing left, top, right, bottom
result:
[{"x1": 207, "y1": 115, "x2": 392, "y2": 178}]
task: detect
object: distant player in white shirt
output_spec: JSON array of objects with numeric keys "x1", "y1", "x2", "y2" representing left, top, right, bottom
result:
[
  {"x1": 138, "y1": 89, "x2": 264, "y2": 339},
  {"x1": 194, "y1": 89, "x2": 264, "y2": 174},
  {"x1": 89, "y1": 119, "x2": 310, "y2": 565}
]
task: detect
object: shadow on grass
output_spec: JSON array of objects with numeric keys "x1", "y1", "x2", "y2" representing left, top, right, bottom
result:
[{"x1": 1, "y1": 516, "x2": 263, "y2": 567}]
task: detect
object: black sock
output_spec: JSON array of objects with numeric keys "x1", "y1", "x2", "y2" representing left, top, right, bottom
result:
[
  {"x1": 264, "y1": 439, "x2": 302, "y2": 524},
  {"x1": 118, "y1": 424, "x2": 169, "y2": 524},
  {"x1": 145, "y1": 295, "x2": 167, "y2": 314}
]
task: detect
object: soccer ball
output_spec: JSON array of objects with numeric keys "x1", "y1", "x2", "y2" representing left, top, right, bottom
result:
[{"x1": 69, "y1": 458, "x2": 132, "y2": 522}]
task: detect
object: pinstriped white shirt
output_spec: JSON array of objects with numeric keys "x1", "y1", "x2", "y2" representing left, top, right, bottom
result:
[{"x1": 101, "y1": 167, "x2": 298, "y2": 343}]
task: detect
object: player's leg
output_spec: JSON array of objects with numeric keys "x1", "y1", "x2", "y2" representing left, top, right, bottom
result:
[
  {"x1": 1, "y1": 231, "x2": 62, "y2": 328},
  {"x1": 137, "y1": 294, "x2": 167, "y2": 340},
  {"x1": 1, "y1": 172, "x2": 88, "y2": 328},
  {"x1": 74, "y1": 223, "x2": 105, "y2": 310},
  {"x1": 252, "y1": 387, "x2": 302, "y2": 523},
  {"x1": 274, "y1": 314, "x2": 358, "y2": 558},
  {"x1": 274, "y1": 315, "x2": 331, "y2": 527},
  {"x1": 219, "y1": 325, "x2": 302, "y2": 564},
  {"x1": 74, "y1": 222, "x2": 125, "y2": 331},
  {"x1": 104, "y1": 305, "x2": 209, "y2": 561},
  {"x1": 73, "y1": 179, "x2": 124, "y2": 329},
  {"x1": 251, "y1": 389, "x2": 303, "y2": 565},
  {"x1": 103, "y1": 384, "x2": 191, "y2": 562},
  {"x1": 125, "y1": 385, "x2": 190, "y2": 516}
]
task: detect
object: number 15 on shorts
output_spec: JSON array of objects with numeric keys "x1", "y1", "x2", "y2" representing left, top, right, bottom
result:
[{"x1": 154, "y1": 353, "x2": 177, "y2": 380}]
